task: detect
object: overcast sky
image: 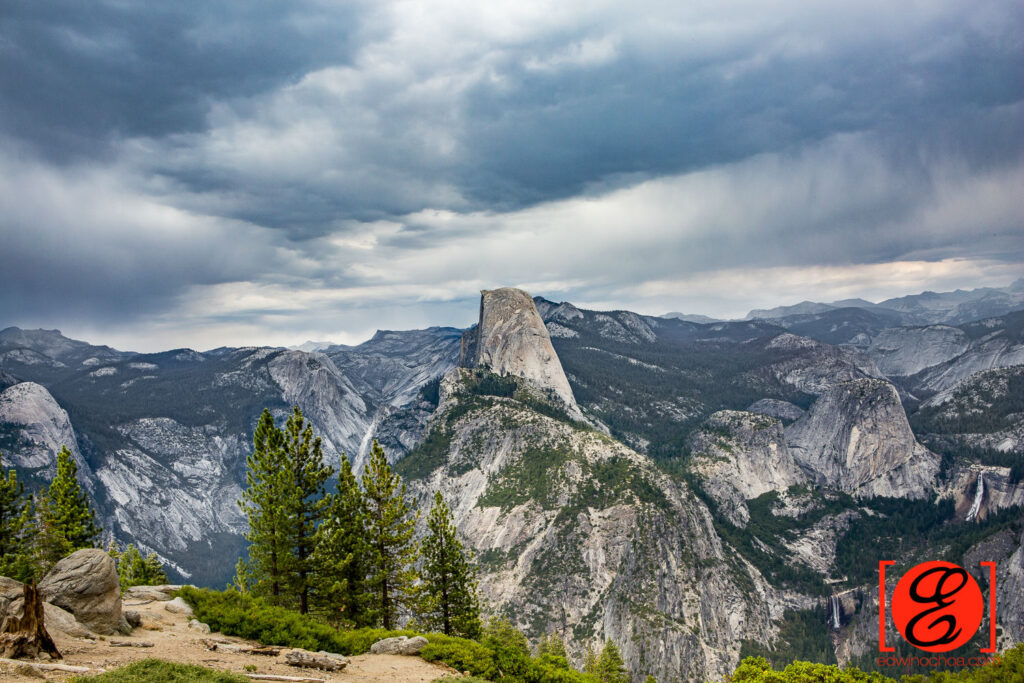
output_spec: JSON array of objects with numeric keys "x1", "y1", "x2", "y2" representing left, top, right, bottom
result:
[{"x1": 1, "y1": 0, "x2": 1022, "y2": 351}]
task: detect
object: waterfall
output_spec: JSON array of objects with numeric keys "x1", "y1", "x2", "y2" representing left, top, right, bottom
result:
[
  {"x1": 829, "y1": 595, "x2": 841, "y2": 630},
  {"x1": 965, "y1": 472, "x2": 985, "y2": 522}
]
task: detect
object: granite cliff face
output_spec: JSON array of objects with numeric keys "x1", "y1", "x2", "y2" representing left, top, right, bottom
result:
[
  {"x1": 406, "y1": 368, "x2": 776, "y2": 682},
  {"x1": 688, "y1": 410, "x2": 806, "y2": 525},
  {"x1": 864, "y1": 314, "x2": 1024, "y2": 396},
  {"x1": 0, "y1": 381, "x2": 94, "y2": 491},
  {"x1": 461, "y1": 288, "x2": 579, "y2": 412},
  {"x1": 785, "y1": 378, "x2": 940, "y2": 498}
]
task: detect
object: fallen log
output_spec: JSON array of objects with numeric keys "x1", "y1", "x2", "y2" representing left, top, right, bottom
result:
[
  {"x1": 108, "y1": 639, "x2": 155, "y2": 648},
  {"x1": 199, "y1": 639, "x2": 282, "y2": 655},
  {"x1": 284, "y1": 648, "x2": 347, "y2": 671},
  {"x1": 0, "y1": 657, "x2": 103, "y2": 673},
  {"x1": 0, "y1": 583, "x2": 61, "y2": 660}
]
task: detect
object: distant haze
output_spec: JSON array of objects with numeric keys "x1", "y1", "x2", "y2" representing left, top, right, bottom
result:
[{"x1": 1, "y1": 1, "x2": 1021, "y2": 352}]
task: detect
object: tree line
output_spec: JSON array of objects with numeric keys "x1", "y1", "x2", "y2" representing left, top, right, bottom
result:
[{"x1": 235, "y1": 406, "x2": 481, "y2": 638}]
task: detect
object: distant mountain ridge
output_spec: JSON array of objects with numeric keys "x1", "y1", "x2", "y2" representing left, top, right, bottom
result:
[{"x1": 746, "y1": 278, "x2": 1024, "y2": 325}]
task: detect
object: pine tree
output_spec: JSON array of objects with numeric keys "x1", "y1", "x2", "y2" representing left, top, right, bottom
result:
[
  {"x1": 36, "y1": 446, "x2": 101, "y2": 571},
  {"x1": 313, "y1": 452, "x2": 371, "y2": 627},
  {"x1": 583, "y1": 644, "x2": 599, "y2": 676},
  {"x1": 420, "y1": 491, "x2": 481, "y2": 638},
  {"x1": 282, "y1": 407, "x2": 331, "y2": 615},
  {"x1": 238, "y1": 409, "x2": 291, "y2": 605},
  {"x1": 536, "y1": 633, "x2": 570, "y2": 670},
  {"x1": 597, "y1": 640, "x2": 629, "y2": 683},
  {"x1": 361, "y1": 440, "x2": 419, "y2": 630},
  {"x1": 113, "y1": 543, "x2": 167, "y2": 589},
  {"x1": 0, "y1": 451, "x2": 34, "y2": 581}
]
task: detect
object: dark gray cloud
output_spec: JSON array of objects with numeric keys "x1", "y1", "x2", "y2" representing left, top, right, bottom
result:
[
  {"x1": 0, "y1": 0, "x2": 1021, "y2": 350},
  {"x1": 0, "y1": 0, "x2": 365, "y2": 159}
]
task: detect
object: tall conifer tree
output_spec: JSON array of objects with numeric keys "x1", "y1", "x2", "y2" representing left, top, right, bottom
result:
[
  {"x1": 0, "y1": 451, "x2": 33, "y2": 580},
  {"x1": 282, "y1": 406, "x2": 331, "y2": 615},
  {"x1": 420, "y1": 491, "x2": 481, "y2": 638},
  {"x1": 36, "y1": 446, "x2": 100, "y2": 570},
  {"x1": 238, "y1": 409, "x2": 291, "y2": 605},
  {"x1": 597, "y1": 640, "x2": 629, "y2": 683},
  {"x1": 361, "y1": 440, "x2": 418, "y2": 629},
  {"x1": 312, "y1": 452, "x2": 371, "y2": 626}
]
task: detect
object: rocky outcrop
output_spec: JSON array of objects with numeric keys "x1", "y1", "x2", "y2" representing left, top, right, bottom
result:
[
  {"x1": 409, "y1": 371, "x2": 775, "y2": 682},
  {"x1": 864, "y1": 313, "x2": 1024, "y2": 395},
  {"x1": 460, "y1": 288, "x2": 578, "y2": 411},
  {"x1": 688, "y1": 411, "x2": 806, "y2": 525},
  {"x1": 938, "y1": 464, "x2": 1024, "y2": 520},
  {"x1": 764, "y1": 335, "x2": 883, "y2": 396},
  {"x1": 964, "y1": 525, "x2": 1024, "y2": 648},
  {"x1": 746, "y1": 399, "x2": 805, "y2": 423},
  {"x1": 0, "y1": 382, "x2": 92, "y2": 490},
  {"x1": 786, "y1": 379, "x2": 940, "y2": 498},
  {"x1": 38, "y1": 549, "x2": 122, "y2": 635},
  {"x1": 123, "y1": 585, "x2": 182, "y2": 602},
  {"x1": 369, "y1": 635, "x2": 429, "y2": 655},
  {"x1": 866, "y1": 325, "x2": 969, "y2": 377}
]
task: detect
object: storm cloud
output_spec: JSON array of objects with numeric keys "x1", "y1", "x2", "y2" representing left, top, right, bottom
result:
[{"x1": 1, "y1": 0, "x2": 1021, "y2": 350}]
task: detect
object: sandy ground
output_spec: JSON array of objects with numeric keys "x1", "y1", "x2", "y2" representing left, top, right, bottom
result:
[{"x1": 0, "y1": 598, "x2": 462, "y2": 682}]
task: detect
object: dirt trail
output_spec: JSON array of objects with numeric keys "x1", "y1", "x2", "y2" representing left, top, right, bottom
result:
[{"x1": 0, "y1": 598, "x2": 461, "y2": 682}]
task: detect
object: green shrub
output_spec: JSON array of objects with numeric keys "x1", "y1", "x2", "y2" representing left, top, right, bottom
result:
[
  {"x1": 420, "y1": 633, "x2": 498, "y2": 678},
  {"x1": 482, "y1": 617, "x2": 532, "y2": 679},
  {"x1": 177, "y1": 586, "x2": 414, "y2": 655},
  {"x1": 526, "y1": 659, "x2": 600, "y2": 683},
  {"x1": 70, "y1": 658, "x2": 248, "y2": 682}
]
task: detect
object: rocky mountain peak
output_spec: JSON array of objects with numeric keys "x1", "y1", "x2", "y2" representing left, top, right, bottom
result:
[{"x1": 459, "y1": 287, "x2": 578, "y2": 410}]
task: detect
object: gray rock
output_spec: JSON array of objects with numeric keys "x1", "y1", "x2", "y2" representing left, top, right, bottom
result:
[
  {"x1": 123, "y1": 584, "x2": 182, "y2": 602},
  {"x1": 164, "y1": 596, "x2": 194, "y2": 615},
  {"x1": 459, "y1": 287, "x2": 580, "y2": 413},
  {"x1": 124, "y1": 610, "x2": 142, "y2": 628},
  {"x1": 746, "y1": 398, "x2": 805, "y2": 422},
  {"x1": 187, "y1": 618, "x2": 211, "y2": 634},
  {"x1": 46, "y1": 602, "x2": 94, "y2": 638},
  {"x1": 688, "y1": 410, "x2": 807, "y2": 525},
  {"x1": 0, "y1": 381, "x2": 94, "y2": 491},
  {"x1": 39, "y1": 548, "x2": 122, "y2": 635},
  {"x1": 369, "y1": 635, "x2": 429, "y2": 655},
  {"x1": 786, "y1": 378, "x2": 940, "y2": 498}
]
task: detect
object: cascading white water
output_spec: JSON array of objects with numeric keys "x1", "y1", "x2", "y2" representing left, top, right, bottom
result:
[
  {"x1": 965, "y1": 472, "x2": 985, "y2": 522},
  {"x1": 830, "y1": 595, "x2": 841, "y2": 630}
]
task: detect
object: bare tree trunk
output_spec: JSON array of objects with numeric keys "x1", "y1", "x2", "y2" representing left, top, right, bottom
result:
[{"x1": 0, "y1": 583, "x2": 62, "y2": 660}]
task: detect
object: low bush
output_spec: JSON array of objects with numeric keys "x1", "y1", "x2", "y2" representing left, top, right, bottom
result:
[
  {"x1": 177, "y1": 586, "x2": 414, "y2": 655},
  {"x1": 420, "y1": 633, "x2": 498, "y2": 678},
  {"x1": 70, "y1": 658, "x2": 248, "y2": 682}
]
